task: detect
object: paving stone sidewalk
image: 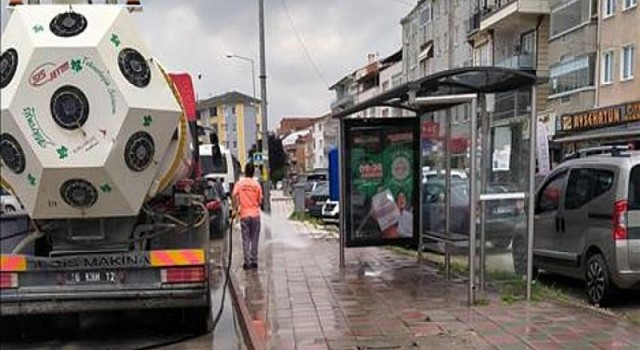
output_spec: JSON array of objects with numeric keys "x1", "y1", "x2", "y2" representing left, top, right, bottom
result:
[{"x1": 231, "y1": 197, "x2": 640, "y2": 350}]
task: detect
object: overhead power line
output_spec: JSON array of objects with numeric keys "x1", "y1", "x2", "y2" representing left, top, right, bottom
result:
[{"x1": 280, "y1": 0, "x2": 330, "y2": 89}]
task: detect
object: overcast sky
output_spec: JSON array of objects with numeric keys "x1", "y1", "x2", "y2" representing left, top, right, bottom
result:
[{"x1": 2, "y1": 0, "x2": 414, "y2": 129}]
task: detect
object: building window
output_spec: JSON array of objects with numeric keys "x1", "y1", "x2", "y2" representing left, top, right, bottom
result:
[
  {"x1": 624, "y1": 0, "x2": 637, "y2": 10},
  {"x1": 233, "y1": 123, "x2": 237, "y2": 132},
  {"x1": 233, "y1": 141, "x2": 237, "y2": 149},
  {"x1": 622, "y1": 45, "x2": 635, "y2": 80},
  {"x1": 210, "y1": 107, "x2": 217, "y2": 117},
  {"x1": 223, "y1": 124, "x2": 228, "y2": 132},
  {"x1": 550, "y1": 55, "x2": 595, "y2": 95},
  {"x1": 602, "y1": 50, "x2": 614, "y2": 84},
  {"x1": 603, "y1": 0, "x2": 616, "y2": 17},
  {"x1": 550, "y1": 0, "x2": 593, "y2": 38}
]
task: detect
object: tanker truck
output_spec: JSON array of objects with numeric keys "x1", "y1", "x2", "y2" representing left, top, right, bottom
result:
[{"x1": 0, "y1": 1, "x2": 214, "y2": 332}]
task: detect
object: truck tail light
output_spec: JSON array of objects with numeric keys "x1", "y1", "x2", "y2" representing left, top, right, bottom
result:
[
  {"x1": 613, "y1": 200, "x2": 628, "y2": 240},
  {"x1": 0, "y1": 272, "x2": 18, "y2": 289},
  {"x1": 161, "y1": 266, "x2": 206, "y2": 284}
]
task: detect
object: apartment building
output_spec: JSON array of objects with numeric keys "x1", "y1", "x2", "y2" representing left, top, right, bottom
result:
[
  {"x1": 467, "y1": 0, "x2": 551, "y2": 177},
  {"x1": 311, "y1": 114, "x2": 339, "y2": 170},
  {"x1": 197, "y1": 91, "x2": 261, "y2": 167},
  {"x1": 402, "y1": 0, "x2": 472, "y2": 81},
  {"x1": 552, "y1": 0, "x2": 639, "y2": 150}
]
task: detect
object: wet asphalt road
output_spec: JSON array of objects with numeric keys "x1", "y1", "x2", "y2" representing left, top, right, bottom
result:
[{"x1": 0, "y1": 232, "x2": 245, "y2": 350}]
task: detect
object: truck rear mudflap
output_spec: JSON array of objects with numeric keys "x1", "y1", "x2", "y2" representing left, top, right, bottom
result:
[{"x1": 0, "y1": 249, "x2": 209, "y2": 316}]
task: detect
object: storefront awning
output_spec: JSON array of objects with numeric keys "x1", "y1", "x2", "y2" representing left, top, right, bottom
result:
[{"x1": 554, "y1": 122, "x2": 640, "y2": 143}]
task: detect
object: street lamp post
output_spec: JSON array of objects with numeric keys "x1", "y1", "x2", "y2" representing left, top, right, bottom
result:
[
  {"x1": 258, "y1": 0, "x2": 271, "y2": 212},
  {"x1": 225, "y1": 54, "x2": 256, "y2": 100},
  {"x1": 225, "y1": 46, "x2": 271, "y2": 212}
]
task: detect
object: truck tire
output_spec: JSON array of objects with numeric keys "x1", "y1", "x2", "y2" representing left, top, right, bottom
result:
[{"x1": 184, "y1": 305, "x2": 213, "y2": 334}]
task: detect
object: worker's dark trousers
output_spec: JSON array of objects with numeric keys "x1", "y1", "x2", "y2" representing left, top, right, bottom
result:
[{"x1": 241, "y1": 216, "x2": 261, "y2": 265}]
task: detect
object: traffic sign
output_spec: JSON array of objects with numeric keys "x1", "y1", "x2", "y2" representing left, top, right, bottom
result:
[{"x1": 253, "y1": 152, "x2": 264, "y2": 165}]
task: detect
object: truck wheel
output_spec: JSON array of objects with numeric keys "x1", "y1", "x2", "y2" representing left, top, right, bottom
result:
[
  {"x1": 0, "y1": 316, "x2": 20, "y2": 341},
  {"x1": 184, "y1": 306, "x2": 213, "y2": 334},
  {"x1": 585, "y1": 253, "x2": 612, "y2": 306}
]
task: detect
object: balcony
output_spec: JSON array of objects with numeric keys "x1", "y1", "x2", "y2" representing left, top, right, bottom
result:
[
  {"x1": 467, "y1": 11, "x2": 481, "y2": 36},
  {"x1": 495, "y1": 53, "x2": 536, "y2": 70},
  {"x1": 330, "y1": 95, "x2": 354, "y2": 112},
  {"x1": 492, "y1": 89, "x2": 532, "y2": 122},
  {"x1": 480, "y1": 0, "x2": 549, "y2": 31}
]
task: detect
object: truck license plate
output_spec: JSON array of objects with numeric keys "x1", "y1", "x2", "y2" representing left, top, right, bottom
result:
[{"x1": 66, "y1": 271, "x2": 120, "y2": 284}]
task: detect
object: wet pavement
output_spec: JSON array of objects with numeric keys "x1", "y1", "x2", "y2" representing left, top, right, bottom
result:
[
  {"x1": 0, "y1": 231, "x2": 245, "y2": 350},
  {"x1": 231, "y1": 195, "x2": 640, "y2": 350}
]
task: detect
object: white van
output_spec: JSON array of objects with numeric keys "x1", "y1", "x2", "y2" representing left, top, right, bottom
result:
[{"x1": 199, "y1": 144, "x2": 237, "y2": 195}]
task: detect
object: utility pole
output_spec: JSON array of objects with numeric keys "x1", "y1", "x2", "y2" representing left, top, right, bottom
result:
[{"x1": 258, "y1": 0, "x2": 271, "y2": 212}]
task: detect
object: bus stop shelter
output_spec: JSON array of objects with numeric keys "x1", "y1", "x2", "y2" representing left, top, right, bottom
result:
[{"x1": 331, "y1": 67, "x2": 538, "y2": 305}]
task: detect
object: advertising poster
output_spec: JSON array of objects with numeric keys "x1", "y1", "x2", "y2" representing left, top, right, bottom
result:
[{"x1": 344, "y1": 118, "x2": 419, "y2": 247}]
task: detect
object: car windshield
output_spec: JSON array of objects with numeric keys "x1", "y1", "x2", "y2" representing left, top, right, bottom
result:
[
  {"x1": 305, "y1": 182, "x2": 316, "y2": 192},
  {"x1": 312, "y1": 182, "x2": 329, "y2": 195},
  {"x1": 200, "y1": 155, "x2": 228, "y2": 174}
]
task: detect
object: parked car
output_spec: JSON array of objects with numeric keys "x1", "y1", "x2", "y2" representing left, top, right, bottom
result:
[
  {"x1": 0, "y1": 188, "x2": 23, "y2": 214},
  {"x1": 306, "y1": 182, "x2": 329, "y2": 218},
  {"x1": 422, "y1": 180, "x2": 523, "y2": 249},
  {"x1": 422, "y1": 169, "x2": 468, "y2": 184},
  {"x1": 322, "y1": 200, "x2": 339, "y2": 225},
  {"x1": 512, "y1": 148, "x2": 640, "y2": 305},
  {"x1": 205, "y1": 180, "x2": 230, "y2": 239}
]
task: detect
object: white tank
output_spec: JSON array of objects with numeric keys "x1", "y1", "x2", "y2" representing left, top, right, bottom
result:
[{"x1": 0, "y1": 5, "x2": 188, "y2": 219}]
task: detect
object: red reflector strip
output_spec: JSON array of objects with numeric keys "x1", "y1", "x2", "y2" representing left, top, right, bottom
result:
[
  {"x1": 0, "y1": 272, "x2": 18, "y2": 289},
  {"x1": 161, "y1": 266, "x2": 206, "y2": 284},
  {"x1": 0, "y1": 254, "x2": 27, "y2": 272},
  {"x1": 150, "y1": 249, "x2": 205, "y2": 267}
]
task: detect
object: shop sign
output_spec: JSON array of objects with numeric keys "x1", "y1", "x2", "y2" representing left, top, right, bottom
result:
[
  {"x1": 421, "y1": 121, "x2": 439, "y2": 139},
  {"x1": 559, "y1": 101, "x2": 640, "y2": 133}
]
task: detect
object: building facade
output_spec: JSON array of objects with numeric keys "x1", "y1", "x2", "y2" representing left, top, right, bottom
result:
[
  {"x1": 466, "y1": 0, "x2": 551, "y2": 178},
  {"x1": 311, "y1": 113, "x2": 340, "y2": 170},
  {"x1": 597, "y1": 0, "x2": 639, "y2": 107},
  {"x1": 552, "y1": 0, "x2": 639, "y2": 150},
  {"x1": 402, "y1": 0, "x2": 472, "y2": 81},
  {"x1": 277, "y1": 117, "x2": 319, "y2": 138},
  {"x1": 197, "y1": 91, "x2": 261, "y2": 167}
]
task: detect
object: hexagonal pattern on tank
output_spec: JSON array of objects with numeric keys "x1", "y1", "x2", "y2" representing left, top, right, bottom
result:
[{"x1": 0, "y1": 5, "x2": 182, "y2": 219}]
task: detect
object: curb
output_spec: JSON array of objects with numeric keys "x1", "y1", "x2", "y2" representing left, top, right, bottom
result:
[{"x1": 228, "y1": 270, "x2": 266, "y2": 350}]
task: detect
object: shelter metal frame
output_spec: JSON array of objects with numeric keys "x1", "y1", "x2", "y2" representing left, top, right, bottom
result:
[{"x1": 332, "y1": 67, "x2": 538, "y2": 305}]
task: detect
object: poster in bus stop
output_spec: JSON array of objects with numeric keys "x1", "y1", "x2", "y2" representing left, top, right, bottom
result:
[{"x1": 343, "y1": 118, "x2": 419, "y2": 247}]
